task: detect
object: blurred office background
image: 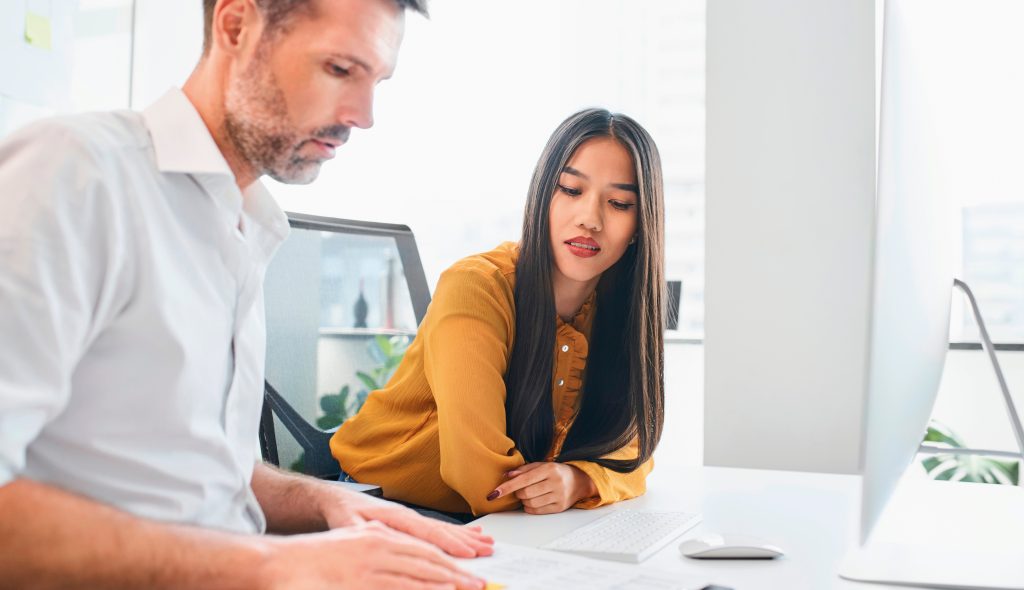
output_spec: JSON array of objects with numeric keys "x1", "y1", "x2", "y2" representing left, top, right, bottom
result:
[{"x1": 1, "y1": 0, "x2": 1021, "y2": 474}]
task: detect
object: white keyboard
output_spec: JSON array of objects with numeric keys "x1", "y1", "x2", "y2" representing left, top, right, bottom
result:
[{"x1": 540, "y1": 509, "x2": 702, "y2": 563}]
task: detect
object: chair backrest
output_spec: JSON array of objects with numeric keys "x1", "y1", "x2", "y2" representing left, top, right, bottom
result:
[
  {"x1": 666, "y1": 280, "x2": 682, "y2": 331},
  {"x1": 261, "y1": 213, "x2": 431, "y2": 478}
]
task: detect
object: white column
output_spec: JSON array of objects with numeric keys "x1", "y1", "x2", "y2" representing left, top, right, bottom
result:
[{"x1": 704, "y1": 0, "x2": 876, "y2": 473}]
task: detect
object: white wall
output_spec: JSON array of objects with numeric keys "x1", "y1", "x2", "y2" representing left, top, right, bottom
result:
[
  {"x1": 130, "y1": 0, "x2": 202, "y2": 107},
  {"x1": 659, "y1": 341, "x2": 704, "y2": 467},
  {"x1": 659, "y1": 345, "x2": 1024, "y2": 471},
  {"x1": 0, "y1": 0, "x2": 116, "y2": 135},
  {"x1": 704, "y1": 0, "x2": 876, "y2": 473}
]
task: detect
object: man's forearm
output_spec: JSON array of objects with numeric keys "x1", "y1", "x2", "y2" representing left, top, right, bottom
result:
[
  {"x1": 0, "y1": 478, "x2": 270, "y2": 590},
  {"x1": 251, "y1": 462, "x2": 339, "y2": 534}
]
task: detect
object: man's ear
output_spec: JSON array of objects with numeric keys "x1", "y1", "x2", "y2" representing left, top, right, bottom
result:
[{"x1": 209, "y1": 0, "x2": 263, "y2": 57}]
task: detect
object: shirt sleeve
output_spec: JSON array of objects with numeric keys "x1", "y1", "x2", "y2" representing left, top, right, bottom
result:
[
  {"x1": 0, "y1": 120, "x2": 128, "y2": 486},
  {"x1": 422, "y1": 265, "x2": 525, "y2": 515},
  {"x1": 567, "y1": 436, "x2": 654, "y2": 509}
]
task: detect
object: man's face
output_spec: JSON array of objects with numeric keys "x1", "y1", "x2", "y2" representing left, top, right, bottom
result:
[{"x1": 223, "y1": 0, "x2": 405, "y2": 185}]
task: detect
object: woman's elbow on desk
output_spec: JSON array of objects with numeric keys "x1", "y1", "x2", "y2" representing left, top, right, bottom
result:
[{"x1": 439, "y1": 459, "x2": 522, "y2": 516}]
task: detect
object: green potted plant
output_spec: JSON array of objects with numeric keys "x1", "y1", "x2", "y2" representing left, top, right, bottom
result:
[
  {"x1": 291, "y1": 335, "x2": 411, "y2": 472},
  {"x1": 920, "y1": 420, "x2": 1019, "y2": 485}
]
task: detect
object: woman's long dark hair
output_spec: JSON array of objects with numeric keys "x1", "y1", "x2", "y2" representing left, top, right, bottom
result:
[{"x1": 503, "y1": 109, "x2": 666, "y2": 472}]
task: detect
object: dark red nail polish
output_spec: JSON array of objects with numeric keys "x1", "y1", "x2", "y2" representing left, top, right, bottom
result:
[{"x1": 486, "y1": 490, "x2": 500, "y2": 501}]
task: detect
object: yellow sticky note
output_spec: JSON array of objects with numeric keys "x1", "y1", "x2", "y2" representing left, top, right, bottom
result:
[
  {"x1": 484, "y1": 583, "x2": 505, "y2": 590},
  {"x1": 24, "y1": 11, "x2": 53, "y2": 51}
]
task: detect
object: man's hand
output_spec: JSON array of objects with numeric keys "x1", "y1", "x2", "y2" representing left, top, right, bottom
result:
[
  {"x1": 487, "y1": 462, "x2": 598, "y2": 515},
  {"x1": 318, "y1": 486, "x2": 495, "y2": 558},
  {"x1": 252, "y1": 463, "x2": 494, "y2": 559},
  {"x1": 0, "y1": 477, "x2": 488, "y2": 590},
  {"x1": 259, "y1": 520, "x2": 487, "y2": 590}
]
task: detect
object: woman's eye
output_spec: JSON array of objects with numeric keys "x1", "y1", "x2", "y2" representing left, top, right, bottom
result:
[
  {"x1": 610, "y1": 200, "x2": 636, "y2": 211},
  {"x1": 558, "y1": 184, "x2": 582, "y2": 197}
]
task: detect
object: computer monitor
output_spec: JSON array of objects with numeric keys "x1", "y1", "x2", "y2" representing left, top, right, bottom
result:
[
  {"x1": 841, "y1": 2, "x2": 1024, "y2": 587},
  {"x1": 855, "y1": 0, "x2": 956, "y2": 546}
]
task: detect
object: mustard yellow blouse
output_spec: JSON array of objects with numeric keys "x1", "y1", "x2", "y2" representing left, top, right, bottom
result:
[{"x1": 330, "y1": 242, "x2": 653, "y2": 515}]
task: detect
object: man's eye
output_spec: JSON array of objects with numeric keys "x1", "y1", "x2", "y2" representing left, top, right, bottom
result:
[{"x1": 327, "y1": 63, "x2": 350, "y2": 77}]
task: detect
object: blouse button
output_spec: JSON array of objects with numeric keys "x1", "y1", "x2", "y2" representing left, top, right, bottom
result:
[
  {"x1": 561, "y1": 344, "x2": 569, "y2": 352},
  {"x1": 558, "y1": 379, "x2": 565, "y2": 387}
]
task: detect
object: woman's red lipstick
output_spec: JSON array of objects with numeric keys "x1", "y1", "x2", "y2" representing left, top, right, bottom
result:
[{"x1": 565, "y1": 236, "x2": 601, "y2": 258}]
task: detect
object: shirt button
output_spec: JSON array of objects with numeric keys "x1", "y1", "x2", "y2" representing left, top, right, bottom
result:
[
  {"x1": 558, "y1": 379, "x2": 565, "y2": 387},
  {"x1": 561, "y1": 345, "x2": 569, "y2": 352}
]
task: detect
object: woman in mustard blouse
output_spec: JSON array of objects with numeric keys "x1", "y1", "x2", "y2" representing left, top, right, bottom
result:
[{"x1": 331, "y1": 108, "x2": 666, "y2": 518}]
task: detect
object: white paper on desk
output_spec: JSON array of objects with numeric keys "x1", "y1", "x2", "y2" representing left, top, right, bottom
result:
[{"x1": 457, "y1": 543, "x2": 710, "y2": 590}]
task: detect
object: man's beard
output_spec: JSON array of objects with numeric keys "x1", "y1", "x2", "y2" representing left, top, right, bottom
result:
[{"x1": 223, "y1": 45, "x2": 349, "y2": 185}]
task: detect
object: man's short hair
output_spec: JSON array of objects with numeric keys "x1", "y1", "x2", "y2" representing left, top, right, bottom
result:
[{"x1": 202, "y1": 0, "x2": 429, "y2": 55}]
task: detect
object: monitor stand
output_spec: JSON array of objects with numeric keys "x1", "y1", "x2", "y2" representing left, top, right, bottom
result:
[
  {"x1": 916, "y1": 280, "x2": 1024, "y2": 461},
  {"x1": 839, "y1": 477, "x2": 1024, "y2": 589},
  {"x1": 839, "y1": 279, "x2": 1024, "y2": 589}
]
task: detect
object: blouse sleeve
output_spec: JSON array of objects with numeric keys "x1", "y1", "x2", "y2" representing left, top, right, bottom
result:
[
  {"x1": 566, "y1": 436, "x2": 654, "y2": 509},
  {"x1": 422, "y1": 265, "x2": 525, "y2": 515}
]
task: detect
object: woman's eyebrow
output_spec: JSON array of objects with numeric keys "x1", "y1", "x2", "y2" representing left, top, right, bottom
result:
[
  {"x1": 562, "y1": 166, "x2": 588, "y2": 180},
  {"x1": 563, "y1": 166, "x2": 639, "y2": 193}
]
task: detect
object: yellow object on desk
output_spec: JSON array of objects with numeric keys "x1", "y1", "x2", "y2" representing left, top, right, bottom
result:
[{"x1": 484, "y1": 583, "x2": 505, "y2": 590}]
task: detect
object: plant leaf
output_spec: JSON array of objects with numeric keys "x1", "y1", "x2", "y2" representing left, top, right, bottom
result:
[
  {"x1": 376, "y1": 334, "x2": 392, "y2": 356},
  {"x1": 919, "y1": 419, "x2": 1020, "y2": 487},
  {"x1": 385, "y1": 355, "x2": 404, "y2": 371},
  {"x1": 984, "y1": 458, "x2": 1019, "y2": 485},
  {"x1": 320, "y1": 393, "x2": 342, "y2": 414},
  {"x1": 317, "y1": 415, "x2": 343, "y2": 430},
  {"x1": 923, "y1": 422, "x2": 963, "y2": 448},
  {"x1": 356, "y1": 371, "x2": 379, "y2": 391}
]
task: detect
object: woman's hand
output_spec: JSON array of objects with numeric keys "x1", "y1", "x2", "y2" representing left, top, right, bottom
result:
[{"x1": 487, "y1": 462, "x2": 598, "y2": 515}]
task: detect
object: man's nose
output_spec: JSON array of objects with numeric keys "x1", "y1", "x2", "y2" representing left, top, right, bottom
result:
[{"x1": 338, "y1": 85, "x2": 375, "y2": 130}]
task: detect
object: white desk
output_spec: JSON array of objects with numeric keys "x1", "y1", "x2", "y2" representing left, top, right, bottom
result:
[{"x1": 473, "y1": 464, "x2": 1024, "y2": 589}]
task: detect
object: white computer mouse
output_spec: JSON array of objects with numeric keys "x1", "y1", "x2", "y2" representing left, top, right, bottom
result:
[{"x1": 679, "y1": 533, "x2": 784, "y2": 559}]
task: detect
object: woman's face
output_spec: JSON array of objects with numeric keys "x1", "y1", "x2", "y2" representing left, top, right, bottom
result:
[{"x1": 548, "y1": 136, "x2": 639, "y2": 287}]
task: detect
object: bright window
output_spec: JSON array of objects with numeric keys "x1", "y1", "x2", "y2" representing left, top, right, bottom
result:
[{"x1": 269, "y1": 0, "x2": 709, "y2": 338}]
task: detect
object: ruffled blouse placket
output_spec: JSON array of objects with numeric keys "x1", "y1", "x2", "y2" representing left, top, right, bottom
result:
[{"x1": 547, "y1": 293, "x2": 596, "y2": 460}]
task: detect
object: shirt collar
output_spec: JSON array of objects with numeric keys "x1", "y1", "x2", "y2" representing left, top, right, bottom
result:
[
  {"x1": 242, "y1": 181, "x2": 291, "y2": 251},
  {"x1": 142, "y1": 88, "x2": 290, "y2": 249},
  {"x1": 556, "y1": 289, "x2": 597, "y2": 334},
  {"x1": 142, "y1": 87, "x2": 233, "y2": 176}
]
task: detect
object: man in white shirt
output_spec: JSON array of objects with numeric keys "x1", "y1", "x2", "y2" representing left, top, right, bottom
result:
[{"x1": 0, "y1": 0, "x2": 492, "y2": 588}]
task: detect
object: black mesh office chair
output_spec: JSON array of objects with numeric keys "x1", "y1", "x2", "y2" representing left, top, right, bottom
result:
[
  {"x1": 259, "y1": 213, "x2": 431, "y2": 481},
  {"x1": 258, "y1": 381, "x2": 339, "y2": 478}
]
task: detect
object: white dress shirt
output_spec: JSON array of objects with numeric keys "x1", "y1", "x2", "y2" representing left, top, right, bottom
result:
[{"x1": 0, "y1": 88, "x2": 289, "y2": 534}]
